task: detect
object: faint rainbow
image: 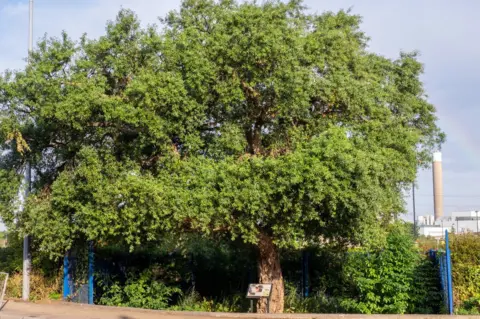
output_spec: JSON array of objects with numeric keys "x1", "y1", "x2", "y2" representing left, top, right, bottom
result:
[{"x1": 435, "y1": 113, "x2": 476, "y2": 166}]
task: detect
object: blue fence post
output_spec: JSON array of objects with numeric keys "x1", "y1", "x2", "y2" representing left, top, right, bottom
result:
[
  {"x1": 88, "y1": 241, "x2": 94, "y2": 305},
  {"x1": 445, "y1": 230, "x2": 454, "y2": 315},
  {"x1": 302, "y1": 250, "x2": 309, "y2": 298},
  {"x1": 63, "y1": 252, "x2": 71, "y2": 300},
  {"x1": 440, "y1": 256, "x2": 446, "y2": 303},
  {"x1": 189, "y1": 253, "x2": 196, "y2": 290}
]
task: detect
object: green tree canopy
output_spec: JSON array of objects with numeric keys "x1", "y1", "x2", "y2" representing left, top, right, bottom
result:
[{"x1": 0, "y1": 0, "x2": 444, "y2": 312}]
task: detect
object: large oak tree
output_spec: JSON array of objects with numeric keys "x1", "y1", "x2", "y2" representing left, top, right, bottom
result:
[{"x1": 0, "y1": 0, "x2": 443, "y2": 312}]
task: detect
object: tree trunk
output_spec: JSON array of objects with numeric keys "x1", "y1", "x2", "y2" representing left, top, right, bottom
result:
[{"x1": 257, "y1": 233, "x2": 284, "y2": 313}]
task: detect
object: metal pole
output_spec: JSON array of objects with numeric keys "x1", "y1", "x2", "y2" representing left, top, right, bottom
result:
[
  {"x1": 445, "y1": 230, "x2": 454, "y2": 314},
  {"x1": 442, "y1": 220, "x2": 444, "y2": 240},
  {"x1": 412, "y1": 182, "x2": 416, "y2": 237},
  {"x1": 22, "y1": 231, "x2": 29, "y2": 301},
  {"x1": 63, "y1": 253, "x2": 70, "y2": 300},
  {"x1": 476, "y1": 211, "x2": 479, "y2": 234},
  {"x1": 22, "y1": 0, "x2": 33, "y2": 302},
  {"x1": 88, "y1": 241, "x2": 94, "y2": 304},
  {"x1": 302, "y1": 250, "x2": 309, "y2": 298}
]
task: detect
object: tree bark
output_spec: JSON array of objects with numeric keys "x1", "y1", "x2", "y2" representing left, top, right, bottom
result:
[{"x1": 257, "y1": 233, "x2": 284, "y2": 313}]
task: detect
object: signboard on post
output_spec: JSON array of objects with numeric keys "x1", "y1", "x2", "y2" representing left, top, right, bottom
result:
[
  {"x1": 246, "y1": 283, "x2": 272, "y2": 298},
  {"x1": 246, "y1": 283, "x2": 272, "y2": 313}
]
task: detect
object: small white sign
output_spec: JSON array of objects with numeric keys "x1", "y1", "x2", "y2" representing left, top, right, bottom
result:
[{"x1": 246, "y1": 283, "x2": 272, "y2": 299}]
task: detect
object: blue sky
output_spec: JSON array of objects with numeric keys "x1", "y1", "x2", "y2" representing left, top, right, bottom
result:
[{"x1": 1, "y1": 0, "x2": 480, "y2": 228}]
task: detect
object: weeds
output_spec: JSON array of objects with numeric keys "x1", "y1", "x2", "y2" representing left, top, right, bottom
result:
[
  {"x1": 6, "y1": 272, "x2": 61, "y2": 301},
  {"x1": 170, "y1": 288, "x2": 242, "y2": 312},
  {"x1": 284, "y1": 283, "x2": 342, "y2": 314}
]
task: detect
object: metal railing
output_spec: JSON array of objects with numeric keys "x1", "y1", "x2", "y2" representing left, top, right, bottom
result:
[
  {"x1": 0, "y1": 272, "x2": 9, "y2": 310},
  {"x1": 435, "y1": 230, "x2": 454, "y2": 314}
]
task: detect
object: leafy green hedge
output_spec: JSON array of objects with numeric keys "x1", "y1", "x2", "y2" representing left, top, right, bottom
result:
[
  {"x1": 449, "y1": 233, "x2": 480, "y2": 313},
  {"x1": 338, "y1": 223, "x2": 442, "y2": 314}
]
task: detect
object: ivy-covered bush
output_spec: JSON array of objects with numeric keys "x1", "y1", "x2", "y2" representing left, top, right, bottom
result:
[
  {"x1": 339, "y1": 222, "x2": 442, "y2": 314},
  {"x1": 409, "y1": 255, "x2": 442, "y2": 314}
]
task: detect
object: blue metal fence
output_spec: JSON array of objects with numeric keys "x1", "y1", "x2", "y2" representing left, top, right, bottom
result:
[
  {"x1": 63, "y1": 242, "x2": 95, "y2": 304},
  {"x1": 434, "y1": 230, "x2": 454, "y2": 315}
]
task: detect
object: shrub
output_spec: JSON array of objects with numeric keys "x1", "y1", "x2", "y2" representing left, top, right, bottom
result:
[
  {"x1": 94, "y1": 235, "x2": 256, "y2": 304},
  {"x1": 284, "y1": 281, "x2": 342, "y2": 313},
  {"x1": 99, "y1": 270, "x2": 180, "y2": 309},
  {"x1": 456, "y1": 296, "x2": 480, "y2": 315},
  {"x1": 409, "y1": 255, "x2": 442, "y2": 314},
  {"x1": 340, "y1": 222, "x2": 424, "y2": 314},
  {"x1": 170, "y1": 289, "x2": 214, "y2": 312},
  {"x1": 0, "y1": 247, "x2": 22, "y2": 274},
  {"x1": 416, "y1": 236, "x2": 438, "y2": 252},
  {"x1": 170, "y1": 288, "x2": 242, "y2": 312},
  {"x1": 0, "y1": 232, "x2": 24, "y2": 274},
  {"x1": 449, "y1": 233, "x2": 480, "y2": 307}
]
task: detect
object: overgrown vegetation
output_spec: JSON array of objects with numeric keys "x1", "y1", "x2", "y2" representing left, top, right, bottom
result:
[
  {"x1": 94, "y1": 222, "x2": 442, "y2": 313},
  {"x1": 0, "y1": 221, "x2": 443, "y2": 313},
  {"x1": 0, "y1": 231, "x2": 62, "y2": 300},
  {"x1": 416, "y1": 235, "x2": 439, "y2": 252},
  {"x1": 99, "y1": 270, "x2": 181, "y2": 309},
  {"x1": 169, "y1": 290, "x2": 242, "y2": 312},
  {"x1": 340, "y1": 226, "x2": 421, "y2": 313},
  {"x1": 449, "y1": 233, "x2": 480, "y2": 314},
  {"x1": 284, "y1": 284, "x2": 341, "y2": 313},
  {"x1": 6, "y1": 272, "x2": 60, "y2": 301}
]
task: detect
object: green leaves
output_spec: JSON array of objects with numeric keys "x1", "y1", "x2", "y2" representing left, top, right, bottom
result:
[
  {"x1": 99, "y1": 270, "x2": 181, "y2": 310},
  {"x1": 0, "y1": 1, "x2": 443, "y2": 259},
  {"x1": 341, "y1": 222, "x2": 421, "y2": 314},
  {"x1": 449, "y1": 234, "x2": 480, "y2": 310},
  {"x1": 0, "y1": 169, "x2": 21, "y2": 229}
]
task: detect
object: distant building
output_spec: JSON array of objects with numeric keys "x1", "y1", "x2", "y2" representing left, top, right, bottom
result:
[{"x1": 417, "y1": 211, "x2": 480, "y2": 238}]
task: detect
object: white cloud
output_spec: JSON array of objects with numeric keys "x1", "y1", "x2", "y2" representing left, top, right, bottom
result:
[{"x1": 0, "y1": 0, "x2": 181, "y2": 71}]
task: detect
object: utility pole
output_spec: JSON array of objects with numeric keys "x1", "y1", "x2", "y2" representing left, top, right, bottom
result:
[
  {"x1": 23, "y1": 0, "x2": 33, "y2": 302},
  {"x1": 412, "y1": 182, "x2": 416, "y2": 237},
  {"x1": 476, "y1": 210, "x2": 479, "y2": 234}
]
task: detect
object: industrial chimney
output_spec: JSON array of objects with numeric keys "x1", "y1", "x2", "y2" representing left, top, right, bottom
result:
[{"x1": 433, "y1": 152, "x2": 444, "y2": 221}]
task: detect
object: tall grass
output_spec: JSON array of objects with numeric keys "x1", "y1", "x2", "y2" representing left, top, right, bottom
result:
[{"x1": 6, "y1": 271, "x2": 61, "y2": 301}]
